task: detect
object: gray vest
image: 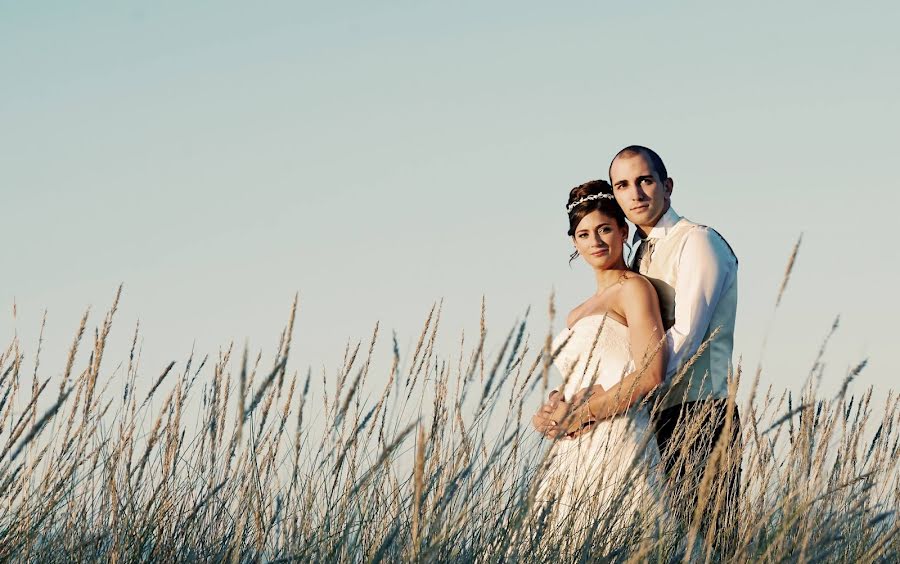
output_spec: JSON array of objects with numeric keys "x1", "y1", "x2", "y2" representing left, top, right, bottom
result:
[{"x1": 635, "y1": 218, "x2": 737, "y2": 410}]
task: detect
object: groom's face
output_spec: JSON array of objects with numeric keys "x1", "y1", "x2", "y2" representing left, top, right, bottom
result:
[{"x1": 609, "y1": 153, "x2": 673, "y2": 233}]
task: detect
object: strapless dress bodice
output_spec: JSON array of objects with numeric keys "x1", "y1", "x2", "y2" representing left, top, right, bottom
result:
[
  {"x1": 551, "y1": 314, "x2": 634, "y2": 400},
  {"x1": 535, "y1": 313, "x2": 665, "y2": 536}
]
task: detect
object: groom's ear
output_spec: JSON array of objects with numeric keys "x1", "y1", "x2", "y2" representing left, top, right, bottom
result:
[{"x1": 664, "y1": 177, "x2": 674, "y2": 202}]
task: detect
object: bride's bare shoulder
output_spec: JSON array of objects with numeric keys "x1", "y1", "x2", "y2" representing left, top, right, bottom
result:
[
  {"x1": 565, "y1": 304, "x2": 585, "y2": 329},
  {"x1": 618, "y1": 273, "x2": 658, "y2": 298}
]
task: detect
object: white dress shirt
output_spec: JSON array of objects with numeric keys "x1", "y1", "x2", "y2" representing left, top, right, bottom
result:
[{"x1": 631, "y1": 207, "x2": 738, "y2": 379}]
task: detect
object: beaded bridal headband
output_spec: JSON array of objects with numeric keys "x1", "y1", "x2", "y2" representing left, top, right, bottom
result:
[{"x1": 566, "y1": 193, "x2": 615, "y2": 213}]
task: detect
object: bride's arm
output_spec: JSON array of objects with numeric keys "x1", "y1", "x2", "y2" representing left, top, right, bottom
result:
[{"x1": 568, "y1": 277, "x2": 667, "y2": 428}]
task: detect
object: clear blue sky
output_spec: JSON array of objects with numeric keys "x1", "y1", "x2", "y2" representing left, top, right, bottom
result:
[{"x1": 3, "y1": 1, "x2": 898, "y2": 404}]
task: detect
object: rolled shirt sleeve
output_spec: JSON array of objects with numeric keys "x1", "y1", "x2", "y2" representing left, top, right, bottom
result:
[{"x1": 665, "y1": 227, "x2": 738, "y2": 379}]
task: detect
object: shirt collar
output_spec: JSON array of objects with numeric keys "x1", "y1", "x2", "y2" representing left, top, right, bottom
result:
[{"x1": 631, "y1": 207, "x2": 682, "y2": 245}]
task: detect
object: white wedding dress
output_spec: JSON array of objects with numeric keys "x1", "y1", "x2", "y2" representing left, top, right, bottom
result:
[{"x1": 534, "y1": 314, "x2": 665, "y2": 537}]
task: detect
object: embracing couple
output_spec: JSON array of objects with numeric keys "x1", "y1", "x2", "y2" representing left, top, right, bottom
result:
[{"x1": 531, "y1": 145, "x2": 741, "y2": 543}]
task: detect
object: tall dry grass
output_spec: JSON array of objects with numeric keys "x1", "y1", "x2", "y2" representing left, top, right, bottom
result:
[{"x1": 0, "y1": 279, "x2": 897, "y2": 562}]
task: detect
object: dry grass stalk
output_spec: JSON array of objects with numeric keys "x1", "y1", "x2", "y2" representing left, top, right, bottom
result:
[{"x1": 0, "y1": 284, "x2": 896, "y2": 562}]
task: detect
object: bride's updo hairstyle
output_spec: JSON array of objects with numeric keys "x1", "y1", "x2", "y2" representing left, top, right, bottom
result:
[{"x1": 566, "y1": 180, "x2": 627, "y2": 237}]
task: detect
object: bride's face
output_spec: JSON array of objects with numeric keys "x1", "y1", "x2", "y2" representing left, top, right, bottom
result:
[{"x1": 572, "y1": 210, "x2": 627, "y2": 270}]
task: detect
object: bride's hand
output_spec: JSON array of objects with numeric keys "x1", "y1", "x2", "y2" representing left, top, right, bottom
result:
[
  {"x1": 570, "y1": 385, "x2": 600, "y2": 407},
  {"x1": 553, "y1": 397, "x2": 597, "y2": 439},
  {"x1": 540, "y1": 399, "x2": 580, "y2": 439},
  {"x1": 570, "y1": 385, "x2": 607, "y2": 423},
  {"x1": 531, "y1": 391, "x2": 561, "y2": 434},
  {"x1": 565, "y1": 421, "x2": 596, "y2": 440}
]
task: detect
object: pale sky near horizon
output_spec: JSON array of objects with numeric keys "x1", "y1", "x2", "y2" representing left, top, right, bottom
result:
[{"x1": 2, "y1": 1, "x2": 899, "y2": 412}]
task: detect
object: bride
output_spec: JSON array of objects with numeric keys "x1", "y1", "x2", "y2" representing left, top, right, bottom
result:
[{"x1": 530, "y1": 179, "x2": 668, "y2": 540}]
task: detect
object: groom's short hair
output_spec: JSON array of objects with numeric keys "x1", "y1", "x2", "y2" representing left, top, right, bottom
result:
[{"x1": 609, "y1": 145, "x2": 669, "y2": 181}]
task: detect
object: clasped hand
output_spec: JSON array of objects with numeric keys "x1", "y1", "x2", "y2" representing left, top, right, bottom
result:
[{"x1": 531, "y1": 388, "x2": 598, "y2": 439}]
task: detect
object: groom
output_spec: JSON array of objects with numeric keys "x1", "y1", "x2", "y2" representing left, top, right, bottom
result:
[{"x1": 608, "y1": 145, "x2": 741, "y2": 536}]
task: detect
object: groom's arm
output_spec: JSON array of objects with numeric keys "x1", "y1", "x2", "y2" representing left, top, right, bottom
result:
[{"x1": 665, "y1": 227, "x2": 737, "y2": 379}]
